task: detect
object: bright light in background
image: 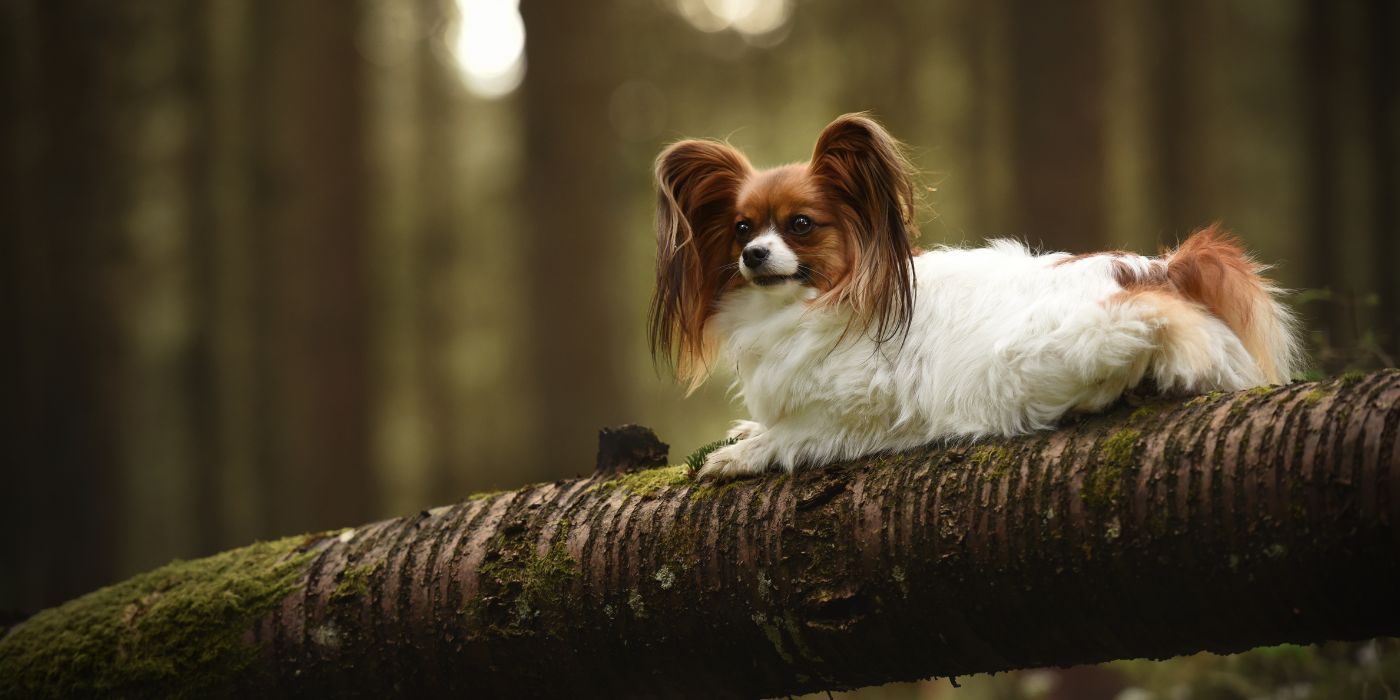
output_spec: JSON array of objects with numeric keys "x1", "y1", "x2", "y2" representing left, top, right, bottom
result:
[
  {"x1": 674, "y1": 0, "x2": 791, "y2": 39},
  {"x1": 450, "y1": 0, "x2": 525, "y2": 99}
]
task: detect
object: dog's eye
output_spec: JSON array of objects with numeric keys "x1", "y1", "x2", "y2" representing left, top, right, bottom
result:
[
  {"x1": 790, "y1": 215, "x2": 814, "y2": 234},
  {"x1": 735, "y1": 221, "x2": 753, "y2": 237}
]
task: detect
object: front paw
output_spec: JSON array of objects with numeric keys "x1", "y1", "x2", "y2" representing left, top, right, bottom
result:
[
  {"x1": 695, "y1": 440, "x2": 770, "y2": 481},
  {"x1": 726, "y1": 420, "x2": 765, "y2": 441}
]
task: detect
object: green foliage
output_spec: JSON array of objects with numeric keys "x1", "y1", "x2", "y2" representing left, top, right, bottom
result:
[{"x1": 684, "y1": 436, "x2": 739, "y2": 473}]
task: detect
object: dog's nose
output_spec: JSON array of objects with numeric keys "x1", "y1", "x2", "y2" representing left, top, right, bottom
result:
[{"x1": 742, "y1": 246, "x2": 769, "y2": 269}]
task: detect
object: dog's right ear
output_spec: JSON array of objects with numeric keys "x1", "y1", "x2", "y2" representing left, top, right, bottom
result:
[{"x1": 649, "y1": 140, "x2": 751, "y2": 387}]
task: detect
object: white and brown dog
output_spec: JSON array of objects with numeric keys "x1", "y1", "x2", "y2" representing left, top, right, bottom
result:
[{"x1": 649, "y1": 114, "x2": 1301, "y2": 479}]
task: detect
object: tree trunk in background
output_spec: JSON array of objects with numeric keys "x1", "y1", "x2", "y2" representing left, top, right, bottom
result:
[
  {"x1": 107, "y1": 0, "x2": 208, "y2": 588},
  {"x1": 519, "y1": 0, "x2": 628, "y2": 479},
  {"x1": 1298, "y1": 0, "x2": 1400, "y2": 372},
  {"x1": 1007, "y1": 0, "x2": 1107, "y2": 251},
  {"x1": 0, "y1": 0, "x2": 379, "y2": 614},
  {"x1": 0, "y1": 0, "x2": 158, "y2": 613},
  {"x1": 833, "y1": 1, "x2": 921, "y2": 139},
  {"x1": 247, "y1": 0, "x2": 375, "y2": 534},
  {"x1": 968, "y1": 0, "x2": 1017, "y2": 238},
  {"x1": 201, "y1": 0, "x2": 265, "y2": 549},
  {"x1": 1153, "y1": 0, "x2": 1200, "y2": 241},
  {"x1": 1101, "y1": 0, "x2": 1167, "y2": 252},
  {"x1": 1305, "y1": 0, "x2": 1343, "y2": 351},
  {"x1": 4, "y1": 373, "x2": 1398, "y2": 697},
  {"x1": 363, "y1": 0, "x2": 433, "y2": 517},
  {"x1": 1366, "y1": 0, "x2": 1399, "y2": 366},
  {"x1": 1367, "y1": 0, "x2": 1399, "y2": 366}
]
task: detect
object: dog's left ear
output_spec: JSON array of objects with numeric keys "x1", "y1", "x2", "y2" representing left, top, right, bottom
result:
[{"x1": 811, "y1": 113, "x2": 918, "y2": 343}]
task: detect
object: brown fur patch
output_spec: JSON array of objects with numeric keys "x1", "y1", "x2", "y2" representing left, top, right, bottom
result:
[
  {"x1": 1110, "y1": 224, "x2": 1283, "y2": 382},
  {"x1": 649, "y1": 139, "x2": 753, "y2": 385},
  {"x1": 808, "y1": 114, "x2": 919, "y2": 344},
  {"x1": 1162, "y1": 224, "x2": 1262, "y2": 334},
  {"x1": 733, "y1": 165, "x2": 852, "y2": 294},
  {"x1": 1110, "y1": 259, "x2": 1170, "y2": 288}
]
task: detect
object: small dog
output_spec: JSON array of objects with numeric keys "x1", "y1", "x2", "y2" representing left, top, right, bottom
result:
[{"x1": 650, "y1": 114, "x2": 1301, "y2": 480}]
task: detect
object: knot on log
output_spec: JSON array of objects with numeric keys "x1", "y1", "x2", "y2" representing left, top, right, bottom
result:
[{"x1": 594, "y1": 424, "x2": 669, "y2": 476}]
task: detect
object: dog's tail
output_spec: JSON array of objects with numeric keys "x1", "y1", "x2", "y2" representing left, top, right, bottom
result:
[{"x1": 1164, "y1": 225, "x2": 1302, "y2": 384}]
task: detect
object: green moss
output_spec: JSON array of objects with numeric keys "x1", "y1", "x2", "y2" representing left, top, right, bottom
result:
[
  {"x1": 0, "y1": 536, "x2": 316, "y2": 697},
  {"x1": 588, "y1": 465, "x2": 691, "y2": 498},
  {"x1": 1223, "y1": 385, "x2": 1277, "y2": 417},
  {"x1": 1302, "y1": 388, "x2": 1327, "y2": 405},
  {"x1": 1183, "y1": 390, "x2": 1225, "y2": 409},
  {"x1": 967, "y1": 445, "x2": 1014, "y2": 479},
  {"x1": 1339, "y1": 370, "x2": 1367, "y2": 386},
  {"x1": 473, "y1": 521, "x2": 580, "y2": 630},
  {"x1": 1128, "y1": 401, "x2": 1172, "y2": 423},
  {"x1": 683, "y1": 436, "x2": 739, "y2": 472},
  {"x1": 1083, "y1": 429, "x2": 1141, "y2": 511},
  {"x1": 519, "y1": 532, "x2": 578, "y2": 606},
  {"x1": 688, "y1": 478, "x2": 743, "y2": 502},
  {"x1": 330, "y1": 561, "x2": 382, "y2": 603},
  {"x1": 479, "y1": 537, "x2": 575, "y2": 600},
  {"x1": 465, "y1": 490, "x2": 506, "y2": 501}
]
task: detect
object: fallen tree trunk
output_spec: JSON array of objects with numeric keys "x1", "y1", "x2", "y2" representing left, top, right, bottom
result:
[{"x1": 3, "y1": 371, "x2": 1399, "y2": 697}]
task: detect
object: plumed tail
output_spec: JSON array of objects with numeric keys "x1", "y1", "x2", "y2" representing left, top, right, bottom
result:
[{"x1": 1165, "y1": 225, "x2": 1302, "y2": 384}]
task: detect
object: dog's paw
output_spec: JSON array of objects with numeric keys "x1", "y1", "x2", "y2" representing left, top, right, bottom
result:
[
  {"x1": 726, "y1": 420, "x2": 766, "y2": 441},
  {"x1": 695, "y1": 440, "x2": 770, "y2": 481}
]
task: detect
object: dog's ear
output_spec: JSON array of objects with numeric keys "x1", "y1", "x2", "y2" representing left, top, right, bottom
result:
[
  {"x1": 811, "y1": 113, "x2": 918, "y2": 344},
  {"x1": 650, "y1": 139, "x2": 751, "y2": 386}
]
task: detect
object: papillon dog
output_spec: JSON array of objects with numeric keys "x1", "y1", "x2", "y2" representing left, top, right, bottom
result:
[{"x1": 650, "y1": 114, "x2": 1301, "y2": 480}]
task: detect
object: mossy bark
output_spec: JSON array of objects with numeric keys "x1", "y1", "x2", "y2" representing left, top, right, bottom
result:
[{"x1": 4, "y1": 372, "x2": 1400, "y2": 697}]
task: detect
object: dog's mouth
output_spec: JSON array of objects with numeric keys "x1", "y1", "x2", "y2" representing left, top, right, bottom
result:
[
  {"x1": 752, "y1": 274, "x2": 798, "y2": 287},
  {"x1": 751, "y1": 266, "x2": 812, "y2": 287}
]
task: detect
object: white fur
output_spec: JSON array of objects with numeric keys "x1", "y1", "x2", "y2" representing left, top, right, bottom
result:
[
  {"x1": 740, "y1": 230, "x2": 800, "y2": 280},
  {"x1": 697, "y1": 240, "x2": 1294, "y2": 479}
]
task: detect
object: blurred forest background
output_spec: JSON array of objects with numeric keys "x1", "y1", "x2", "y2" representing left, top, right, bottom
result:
[{"x1": 2, "y1": 0, "x2": 1397, "y2": 696}]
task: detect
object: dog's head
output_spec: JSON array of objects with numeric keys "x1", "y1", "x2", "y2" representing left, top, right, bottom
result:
[{"x1": 649, "y1": 114, "x2": 919, "y2": 385}]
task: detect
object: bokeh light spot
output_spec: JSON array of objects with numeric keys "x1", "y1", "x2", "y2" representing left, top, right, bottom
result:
[{"x1": 450, "y1": 0, "x2": 526, "y2": 99}]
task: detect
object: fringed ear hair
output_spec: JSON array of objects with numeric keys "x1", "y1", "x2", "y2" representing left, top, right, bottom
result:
[
  {"x1": 810, "y1": 113, "x2": 919, "y2": 344},
  {"x1": 649, "y1": 139, "x2": 752, "y2": 387}
]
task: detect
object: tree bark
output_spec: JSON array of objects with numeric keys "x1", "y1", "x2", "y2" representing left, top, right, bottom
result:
[{"x1": 4, "y1": 372, "x2": 1399, "y2": 697}]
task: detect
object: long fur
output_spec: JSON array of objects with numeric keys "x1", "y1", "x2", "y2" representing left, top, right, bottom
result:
[
  {"x1": 808, "y1": 115, "x2": 919, "y2": 344},
  {"x1": 650, "y1": 140, "x2": 753, "y2": 387},
  {"x1": 649, "y1": 116, "x2": 1302, "y2": 478}
]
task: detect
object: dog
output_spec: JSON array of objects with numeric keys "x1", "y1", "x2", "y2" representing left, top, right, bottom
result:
[{"x1": 649, "y1": 114, "x2": 1301, "y2": 480}]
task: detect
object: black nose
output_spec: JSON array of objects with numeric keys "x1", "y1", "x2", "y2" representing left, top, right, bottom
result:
[{"x1": 742, "y1": 246, "x2": 769, "y2": 269}]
